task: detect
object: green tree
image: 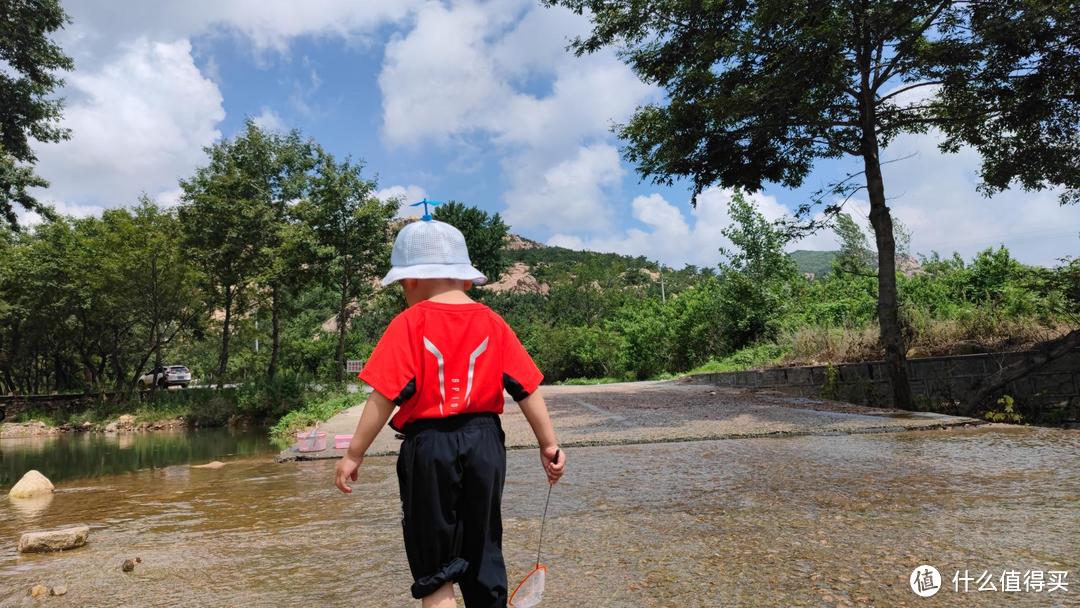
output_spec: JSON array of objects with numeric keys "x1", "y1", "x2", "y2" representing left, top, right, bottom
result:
[
  {"x1": 0, "y1": 0, "x2": 74, "y2": 228},
  {"x1": 232, "y1": 122, "x2": 318, "y2": 380},
  {"x1": 545, "y1": 0, "x2": 1080, "y2": 409},
  {"x1": 106, "y1": 199, "x2": 205, "y2": 391},
  {"x1": 432, "y1": 201, "x2": 510, "y2": 283},
  {"x1": 179, "y1": 135, "x2": 276, "y2": 386},
  {"x1": 717, "y1": 192, "x2": 799, "y2": 349},
  {"x1": 0, "y1": 218, "x2": 81, "y2": 392},
  {"x1": 833, "y1": 213, "x2": 876, "y2": 276},
  {"x1": 299, "y1": 151, "x2": 397, "y2": 382}
]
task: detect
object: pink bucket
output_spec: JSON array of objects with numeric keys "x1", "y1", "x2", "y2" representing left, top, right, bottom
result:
[
  {"x1": 295, "y1": 431, "x2": 327, "y2": 452},
  {"x1": 334, "y1": 434, "x2": 352, "y2": 450}
]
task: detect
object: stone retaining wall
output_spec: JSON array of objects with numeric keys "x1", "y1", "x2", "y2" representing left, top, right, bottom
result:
[{"x1": 689, "y1": 348, "x2": 1080, "y2": 423}]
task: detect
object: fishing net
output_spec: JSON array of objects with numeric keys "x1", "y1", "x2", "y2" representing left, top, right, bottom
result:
[
  {"x1": 509, "y1": 565, "x2": 546, "y2": 608},
  {"x1": 509, "y1": 449, "x2": 559, "y2": 608}
]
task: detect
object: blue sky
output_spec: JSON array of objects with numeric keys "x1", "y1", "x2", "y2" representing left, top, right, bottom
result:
[{"x1": 27, "y1": 1, "x2": 1080, "y2": 268}]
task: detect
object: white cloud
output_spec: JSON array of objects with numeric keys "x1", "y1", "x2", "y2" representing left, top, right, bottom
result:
[
  {"x1": 375, "y1": 184, "x2": 428, "y2": 217},
  {"x1": 251, "y1": 106, "x2": 287, "y2": 132},
  {"x1": 378, "y1": 1, "x2": 657, "y2": 233},
  {"x1": 31, "y1": 38, "x2": 224, "y2": 207},
  {"x1": 17, "y1": 199, "x2": 109, "y2": 228},
  {"x1": 547, "y1": 186, "x2": 789, "y2": 268},
  {"x1": 504, "y1": 144, "x2": 624, "y2": 232},
  {"x1": 376, "y1": 184, "x2": 428, "y2": 203},
  {"x1": 879, "y1": 129, "x2": 1079, "y2": 266},
  {"x1": 24, "y1": 1, "x2": 426, "y2": 214},
  {"x1": 379, "y1": 1, "x2": 521, "y2": 146},
  {"x1": 57, "y1": 1, "x2": 424, "y2": 58}
]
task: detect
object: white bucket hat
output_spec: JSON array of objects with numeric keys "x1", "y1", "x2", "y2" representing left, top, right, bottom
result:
[{"x1": 381, "y1": 212, "x2": 487, "y2": 287}]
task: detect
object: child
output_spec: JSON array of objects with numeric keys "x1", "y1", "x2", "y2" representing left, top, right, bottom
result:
[{"x1": 334, "y1": 215, "x2": 565, "y2": 608}]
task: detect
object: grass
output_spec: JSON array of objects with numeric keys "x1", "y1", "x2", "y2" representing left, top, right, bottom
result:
[
  {"x1": 269, "y1": 391, "x2": 364, "y2": 447},
  {"x1": 553, "y1": 376, "x2": 628, "y2": 386},
  {"x1": 684, "y1": 343, "x2": 789, "y2": 376}
]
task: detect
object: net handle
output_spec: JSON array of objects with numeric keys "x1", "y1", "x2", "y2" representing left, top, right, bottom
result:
[{"x1": 536, "y1": 449, "x2": 560, "y2": 568}]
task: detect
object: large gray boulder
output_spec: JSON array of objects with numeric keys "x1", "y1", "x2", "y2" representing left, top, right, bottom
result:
[
  {"x1": 18, "y1": 525, "x2": 89, "y2": 553},
  {"x1": 8, "y1": 470, "x2": 54, "y2": 499}
]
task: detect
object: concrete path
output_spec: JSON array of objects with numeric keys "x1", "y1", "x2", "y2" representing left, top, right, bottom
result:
[{"x1": 278, "y1": 379, "x2": 984, "y2": 462}]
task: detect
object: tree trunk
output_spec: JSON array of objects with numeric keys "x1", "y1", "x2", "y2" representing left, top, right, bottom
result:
[
  {"x1": 149, "y1": 322, "x2": 163, "y2": 395},
  {"x1": 335, "y1": 271, "x2": 349, "y2": 384},
  {"x1": 859, "y1": 64, "x2": 913, "y2": 410},
  {"x1": 960, "y1": 329, "x2": 1080, "y2": 416},
  {"x1": 217, "y1": 283, "x2": 234, "y2": 388},
  {"x1": 268, "y1": 283, "x2": 281, "y2": 379},
  {"x1": 109, "y1": 327, "x2": 128, "y2": 392}
]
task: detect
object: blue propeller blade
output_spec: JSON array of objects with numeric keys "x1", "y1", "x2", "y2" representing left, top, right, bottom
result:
[{"x1": 410, "y1": 198, "x2": 444, "y2": 221}]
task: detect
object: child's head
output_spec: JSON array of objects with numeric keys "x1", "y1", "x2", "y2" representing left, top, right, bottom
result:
[{"x1": 381, "y1": 217, "x2": 486, "y2": 303}]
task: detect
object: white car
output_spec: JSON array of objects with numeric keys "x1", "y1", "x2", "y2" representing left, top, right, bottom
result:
[{"x1": 139, "y1": 365, "x2": 192, "y2": 389}]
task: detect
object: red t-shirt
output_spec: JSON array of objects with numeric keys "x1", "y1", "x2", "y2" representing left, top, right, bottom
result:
[{"x1": 358, "y1": 300, "x2": 544, "y2": 431}]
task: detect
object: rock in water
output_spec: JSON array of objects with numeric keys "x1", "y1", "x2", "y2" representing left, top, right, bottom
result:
[
  {"x1": 191, "y1": 461, "x2": 226, "y2": 469},
  {"x1": 17, "y1": 525, "x2": 89, "y2": 553},
  {"x1": 122, "y1": 559, "x2": 135, "y2": 572},
  {"x1": 51, "y1": 586, "x2": 67, "y2": 596},
  {"x1": 30, "y1": 585, "x2": 48, "y2": 598},
  {"x1": 8, "y1": 470, "x2": 54, "y2": 499}
]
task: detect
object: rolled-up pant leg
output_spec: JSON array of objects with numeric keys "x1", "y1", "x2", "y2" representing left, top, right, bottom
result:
[
  {"x1": 397, "y1": 431, "x2": 469, "y2": 599},
  {"x1": 457, "y1": 423, "x2": 508, "y2": 608}
]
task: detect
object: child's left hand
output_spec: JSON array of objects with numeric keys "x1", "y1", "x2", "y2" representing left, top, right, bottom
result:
[{"x1": 334, "y1": 455, "x2": 363, "y2": 493}]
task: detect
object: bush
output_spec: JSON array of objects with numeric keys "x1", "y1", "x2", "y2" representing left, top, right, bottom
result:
[
  {"x1": 269, "y1": 391, "x2": 361, "y2": 446},
  {"x1": 534, "y1": 325, "x2": 626, "y2": 382},
  {"x1": 609, "y1": 299, "x2": 673, "y2": 379},
  {"x1": 141, "y1": 387, "x2": 239, "y2": 427},
  {"x1": 687, "y1": 342, "x2": 788, "y2": 375},
  {"x1": 236, "y1": 373, "x2": 307, "y2": 420},
  {"x1": 184, "y1": 395, "x2": 239, "y2": 427}
]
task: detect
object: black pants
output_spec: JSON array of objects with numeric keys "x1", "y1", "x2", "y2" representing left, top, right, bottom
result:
[{"x1": 397, "y1": 413, "x2": 508, "y2": 607}]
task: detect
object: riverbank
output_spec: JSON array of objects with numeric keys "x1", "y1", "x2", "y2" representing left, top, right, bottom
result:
[
  {"x1": 278, "y1": 379, "x2": 988, "y2": 461},
  {"x1": 0, "y1": 415, "x2": 191, "y2": 439}
]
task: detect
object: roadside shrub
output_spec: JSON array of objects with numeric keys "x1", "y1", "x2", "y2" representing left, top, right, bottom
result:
[
  {"x1": 609, "y1": 299, "x2": 673, "y2": 379},
  {"x1": 236, "y1": 373, "x2": 307, "y2": 420},
  {"x1": 534, "y1": 325, "x2": 626, "y2": 382},
  {"x1": 184, "y1": 395, "x2": 238, "y2": 427},
  {"x1": 269, "y1": 391, "x2": 361, "y2": 446},
  {"x1": 687, "y1": 342, "x2": 789, "y2": 375}
]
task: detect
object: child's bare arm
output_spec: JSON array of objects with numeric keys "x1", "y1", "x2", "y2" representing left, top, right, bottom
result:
[
  {"x1": 334, "y1": 389, "x2": 396, "y2": 493},
  {"x1": 517, "y1": 389, "x2": 565, "y2": 484}
]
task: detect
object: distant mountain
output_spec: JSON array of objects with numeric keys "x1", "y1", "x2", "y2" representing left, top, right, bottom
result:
[
  {"x1": 788, "y1": 250, "x2": 838, "y2": 279},
  {"x1": 786, "y1": 249, "x2": 923, "y2": 280}
]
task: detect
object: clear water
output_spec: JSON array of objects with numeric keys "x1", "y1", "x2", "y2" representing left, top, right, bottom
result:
[
  {"x1": 1, "y1": 426, "x2": 1077, "y2": 607},
  {"x1": 0, "y1": 429, "x2": 275, "y2": 487}
]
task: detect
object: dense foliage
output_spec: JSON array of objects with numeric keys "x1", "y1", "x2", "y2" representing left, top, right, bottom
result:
[
  {"x1": 4, "y1": 186, "x2": 1076, "y2": 401},
  {"x1": 543, "y1": 0, "x2": 1080, "y2": 409},
  {"x1": 0, "y1": 0, "x2": 74, "y2": 228}
]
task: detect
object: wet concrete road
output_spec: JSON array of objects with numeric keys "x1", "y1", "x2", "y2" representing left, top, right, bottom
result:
[{"x1": 280, "y1": 380, "x2": 984, "y2": 461}]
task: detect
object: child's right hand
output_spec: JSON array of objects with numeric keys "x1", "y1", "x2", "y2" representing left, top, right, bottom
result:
[
  {"x1": 541, "y1": 445, "x2": 565, "y2": 485},
  {"x1": 334, "y1": 454, "x2": 362, "y2": 493}
]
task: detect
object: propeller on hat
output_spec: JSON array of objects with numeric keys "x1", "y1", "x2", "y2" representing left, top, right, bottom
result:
[{"x1": 410, "y1": 198, "x2": 444, "y2": 221}]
